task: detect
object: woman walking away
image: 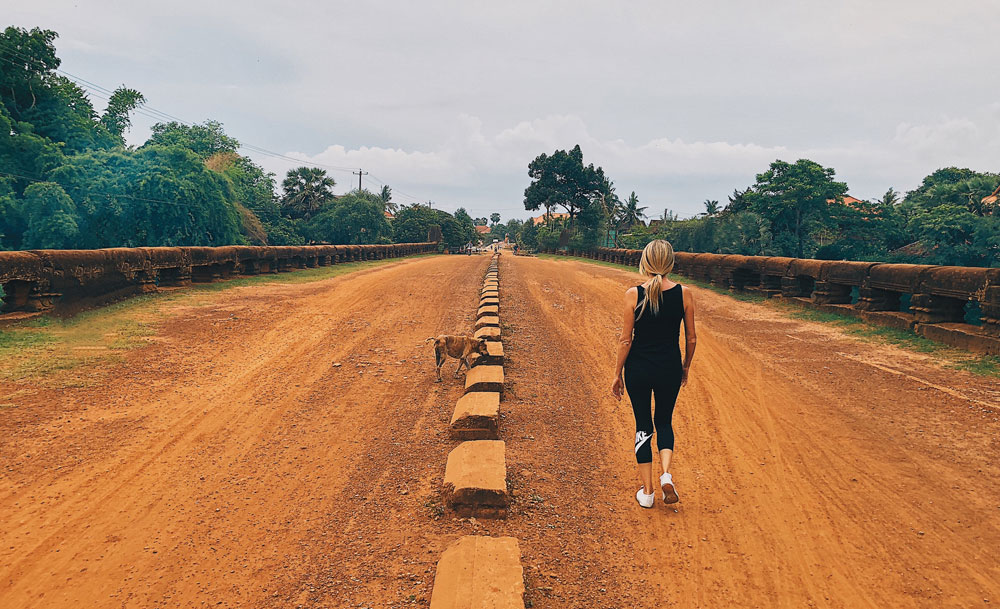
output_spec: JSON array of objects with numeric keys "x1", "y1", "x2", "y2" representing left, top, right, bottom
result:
[{"x1": 611, "y1": 240, "x2": 697, "y2": 509}]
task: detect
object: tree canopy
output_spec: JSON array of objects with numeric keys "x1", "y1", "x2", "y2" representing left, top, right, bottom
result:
[
  {"x1": 0, "y1": 26, "x2": 452, "y2": 251},
  {"x1": 524, "y1": 145, "x2": 610, "y2": 223}
]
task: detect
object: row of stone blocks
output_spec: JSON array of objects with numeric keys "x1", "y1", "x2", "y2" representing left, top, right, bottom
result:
[
  {"x1": 549, "y1": 247, "x2": 1000, "y2": 355},
  {"x1": 0, "y1": 242, "x2": 439, "y2": 315},
  {"x1": 432, "y1": 253, "x2": 525, "y2": 608}
]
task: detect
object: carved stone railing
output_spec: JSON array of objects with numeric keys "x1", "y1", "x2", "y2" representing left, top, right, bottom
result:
[
  {"x1": 0, "y1": 243, "x2": 437, "y2": 315},
  {"x1": 546, "y1": 247, "x2": 1000, "y2": 355}
]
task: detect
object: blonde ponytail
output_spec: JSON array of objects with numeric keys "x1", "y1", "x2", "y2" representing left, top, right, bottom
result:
[{"x1": 636, "y1": 240, "x2": 676, "y2": 319}]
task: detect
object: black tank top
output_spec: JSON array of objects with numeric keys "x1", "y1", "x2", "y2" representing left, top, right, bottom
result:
[{"x1": 627, "y1": 283, "x2": 684, "y2": 366}]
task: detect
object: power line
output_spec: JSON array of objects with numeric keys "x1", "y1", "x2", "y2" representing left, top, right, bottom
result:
[{"x1": 352, "y1": 168, "x2": 368, "y2": 192}]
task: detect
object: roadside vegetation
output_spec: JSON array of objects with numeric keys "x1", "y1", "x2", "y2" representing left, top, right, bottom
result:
[
  {"x1": 516, "y1": 146, "x2": 998, "y2": 269},
  {"x1": 0, "y1": 27, "x2": 478, "y2": 252}
]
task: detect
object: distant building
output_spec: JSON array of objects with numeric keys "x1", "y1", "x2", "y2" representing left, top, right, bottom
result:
[
  {"x1": 384, "y1": 211, "x2": 394, "y2": 220},
  {"x1": 531, "y1": 212, "x2": 571, "y2": 225},
  {"x1": 475, "y1": 225, "x2": 491, "y2": 235}
]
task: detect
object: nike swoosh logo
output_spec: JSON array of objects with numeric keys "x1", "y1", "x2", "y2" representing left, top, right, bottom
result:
[{"x1": 634, "y1": 431, "x2": 652, "y2": 454}]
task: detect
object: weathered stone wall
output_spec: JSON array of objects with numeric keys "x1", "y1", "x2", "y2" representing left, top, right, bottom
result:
[
  {"x1": 549, "y1": 247, "x2": 1000, "y2": 355},
  {"x1": 0, "y1": 243, "x2": 437, "y2": 315}
]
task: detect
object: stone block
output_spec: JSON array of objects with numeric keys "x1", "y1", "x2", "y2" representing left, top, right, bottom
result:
[
  {"x1": 465, "y1": 364, "x2": 503, "y2": 393},
  {"x1": 478, "y1": 304, "x2": 499, "y2": 318},
  {"x1": 915, "y1": 323, "x2": 1000, "y2": 356},
  {"x1": 450, "y1": 392, "x2": 500, "y2": 440},
  {"x1": 469, "y1": 341, "x2": 504, "y2": 367},
  {"x1": 429, "y1": 536, "x2": 524, "y2": 609},
  {"x1": 443, "y1": 440, "x2": 508, "y2": 517},
  {"x1": 475, "y1": 315, "x2": 500, "y2": 330},
  {"x1": 474, "y1": 326, "x2": 501, "y2": 342}
]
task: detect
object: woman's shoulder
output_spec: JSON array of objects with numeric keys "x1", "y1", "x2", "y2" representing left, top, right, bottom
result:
[
  {"x1": 680, "y1": 284, "x2": 695, "y2": 302},
  {"x1": 624, "y1": 285, "x2": 639, "y2": 305}
]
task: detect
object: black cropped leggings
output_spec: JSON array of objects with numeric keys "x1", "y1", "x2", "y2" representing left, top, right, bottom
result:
[{"x1": 625, "y1": 360, "x2": 682, "y2": 464}]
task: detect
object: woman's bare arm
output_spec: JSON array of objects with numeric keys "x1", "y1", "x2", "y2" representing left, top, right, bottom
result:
[
  {"x1": 612, "y1": 287, "x2": 638, "y2": 400},
  {"x1": 680, "y1": 286, "x2": 697, "y2": 386}
]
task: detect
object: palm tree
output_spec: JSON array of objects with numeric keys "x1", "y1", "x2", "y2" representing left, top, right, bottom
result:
[
  {"x1": 703, "y1": 199, "x2": 721, "y2": 216},
  {"x1": 490, "y1": 213, "x2": 501, "y2": 226},
  {"x1": 379, "y1": 185, "x2": 397, "y2": 214},
  {"x1": 878, "y1": 187, "x2": 899, "y2": 207},
  {"x1": 621, "y1": 191, "x2": 647, "y2": 229},
  {"x1": 280, "y1": 167, "x2": 336, "y2": 220}
]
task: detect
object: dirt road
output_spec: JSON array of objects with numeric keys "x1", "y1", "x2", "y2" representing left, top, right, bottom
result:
[{"x1": 1, "y1": 254, "x2": 998, "y2": 608}]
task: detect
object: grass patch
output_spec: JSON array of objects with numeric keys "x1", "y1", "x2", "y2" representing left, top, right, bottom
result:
[
  {"x1": 779, "y1": 304, "x2": 1000, "y2": 376},
  {"x1": 543, "y1": 252, "x2": 1000, "y2": 378},
  {"x1": 0, "y1": 255, "x2": 429, "y2": 384}
]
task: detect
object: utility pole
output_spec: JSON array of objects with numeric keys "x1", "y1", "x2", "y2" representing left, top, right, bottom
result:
[
  {"x1": 427, "y1": 200, "x2": 434, "y2": 209},
  {"x1": 353, "y1": 168, "x2": 368, "y2": 192}
]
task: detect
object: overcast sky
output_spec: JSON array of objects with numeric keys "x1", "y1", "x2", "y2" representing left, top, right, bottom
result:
[{"x1": 8, "y1": 1, "x2": 1000, "y2": 219}]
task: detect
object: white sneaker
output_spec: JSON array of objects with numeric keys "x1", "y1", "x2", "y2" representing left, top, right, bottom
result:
[
  {"x1": 635, "y1": 487, "x2": 655, "y2": 509},
  {"x1": 660, "y1": 472, "x2": 679, "y2": 504}
]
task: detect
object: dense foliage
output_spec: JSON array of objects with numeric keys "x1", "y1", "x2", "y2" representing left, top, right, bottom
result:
[
  {"x1": 625, "y1": 163, "x2": 999, "y2": 267},
  {"x1": 521, "y1": 145, "x2": 612, "y2": 250},
  {"x1": 0, "y1": 26, "x2": 469, "y2": 250},
  {"x1": 519, "y1": 144, "x2": 998, "y2": 267},
  {"x1": 392, "y1": 204, "x2": 475, "y2": 250}
]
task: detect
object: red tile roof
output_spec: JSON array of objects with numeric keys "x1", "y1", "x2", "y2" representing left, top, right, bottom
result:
[{"x1": 532, "y1": 212, "x2": 570, "y2": 225}]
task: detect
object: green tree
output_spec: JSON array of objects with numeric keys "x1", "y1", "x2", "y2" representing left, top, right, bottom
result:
[
  {"x1": 519, "y1": 220, "x2": 538, "y2": 249},
  {"x1": 307, "y1": 192, "x2": 391, "y2": 245},
  {"x1": 703, "y1": 199, "x2": 720, "y2": 216},
  {"x1": 490, "y1": 212, "x2": 500, "y2": 226},
  {"x1": 903, "y1": 167, "x2": 999, "y2": 218},
  {"x1": 620, "y1": 191, "x2": 647, "y2": 229},
  {"x1": 524, "y1": 145, "x2": 610, "y2": 225},
  {"x1": 1, "y1": 27, "x2": 118, "y2": 154},
  {"x1": 378, "y1": 184, "x2": 396, "y2": 214},
  {"x1": 453, "y1": 207, "x2": 477, "y2": 246},
  {"x1": 878, "y1": 187, "x2": 899, "y2": 207},
  {"x1": 722, "y1": 187, "x2": 752, "y2": 216},
  {"x1": 745, "y1": 159, "x2": 848, "y2": 258},
  {"x1": 20, "y1": 182, "x2": 79, "y2": 249},
  {"x1": 907, "y1": 204, "x2": 983, "y2": 266},
  {"x1": 100, "y1": 87, "x2": 145, "y2": 141},
  {"x1": 144, "y1": 120, "x2": 240, "y2": 159},
  {"x1": 280, "y1": 166, "x2": 336, "y2": 220}
]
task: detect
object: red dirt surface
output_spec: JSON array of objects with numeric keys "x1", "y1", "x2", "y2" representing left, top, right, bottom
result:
[{"x1": 2, "y1": 254, "x2": 999, "y2": 608}]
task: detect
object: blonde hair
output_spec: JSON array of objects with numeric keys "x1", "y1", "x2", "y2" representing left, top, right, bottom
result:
[{"x1": 636, "y1": 239, "x2": 676, "y2": 318}]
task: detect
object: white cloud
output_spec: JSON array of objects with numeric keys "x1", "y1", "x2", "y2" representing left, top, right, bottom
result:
[
  {"x1": 7, "y1": 0, "x2": 1000, "y2": 217},
  {"x1": 265, "y1": 106, "x2": 1000, "y2": 217}
]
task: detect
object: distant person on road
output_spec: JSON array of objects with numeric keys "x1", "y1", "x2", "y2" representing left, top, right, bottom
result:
[{"x1": 611, "y1": 239, "x2": 697, "y2": 509}]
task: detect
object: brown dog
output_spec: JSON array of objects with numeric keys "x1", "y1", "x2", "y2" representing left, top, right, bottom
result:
[{"x1": 427, "y1": 334, "x2": 488, "y2": 381}]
